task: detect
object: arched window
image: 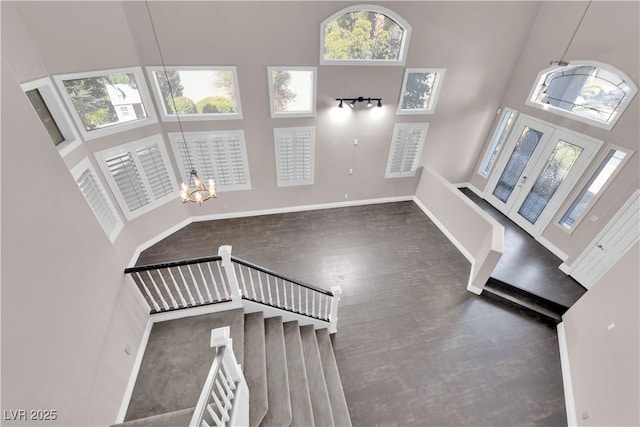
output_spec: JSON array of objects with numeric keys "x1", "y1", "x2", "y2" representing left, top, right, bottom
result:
[
  {"x1": 320, "y1": 5, "x2": 411, "y2": 65},
  {"x1": 527, "y1": 61, "x2": 637, "y2": 130}
]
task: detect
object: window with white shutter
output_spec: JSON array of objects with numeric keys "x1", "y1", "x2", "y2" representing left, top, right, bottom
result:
[
  {"x1": 95, "y1": 135, "x2": 178, "y2": 220},
  {"x1": 169, "y1": 131, "x2": 251, "y2": 192},
  {"x1": 385, "y1": 123, "x2": 428, "y2": 178},
  {"x1": 70, "y1": 158, "x2": 123, "y2": 242},
  {"x1": 273, "y1": 126, "x2": 315, "y2": 187}
]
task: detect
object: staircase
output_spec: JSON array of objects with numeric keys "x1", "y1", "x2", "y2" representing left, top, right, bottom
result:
[
  {"x1": 115, "y1": 310, "x2": 351, "y2": 427},
  {"x1": 244, "y1": 312, "x2": 351, "y2": 427}
]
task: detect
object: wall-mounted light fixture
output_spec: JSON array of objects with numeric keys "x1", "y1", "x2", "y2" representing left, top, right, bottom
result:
[{"x1": 336, "y1": 97, "x2": 382, "y2": 109}]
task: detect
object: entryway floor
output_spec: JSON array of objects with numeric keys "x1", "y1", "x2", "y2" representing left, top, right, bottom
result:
[{"x1": 460, "y1": 188, "x2": 587, "y2": 308}]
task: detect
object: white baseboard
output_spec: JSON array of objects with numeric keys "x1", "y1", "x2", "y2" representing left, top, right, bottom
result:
[
  {"x1": 190, "y1": 195, "x2": 414, "y2": 223},
  {"x1": 412, "y1": 196, "x2": 474, "y2": 263},
  {"x1": 127, "y1": 217, "x2": 194, "y2": 267},
  {"x1": 537, "y1": 235, "x2": 569, "y2": 261},
  {"x1": 557, "y1": 322, "x2": 577, "y2": 426},
  {"x1": 127, "y1": 196, "x2": 413, "y2": 267},
  {"x1": 116, "y1": 319, "x2": 153, "y2": 423},
  {"x1": 559, "y1": 262, "x2": 572, "y2": 275}
]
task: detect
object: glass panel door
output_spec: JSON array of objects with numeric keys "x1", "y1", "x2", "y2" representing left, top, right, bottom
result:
[
  {"x1": 485, "y1": 114, "x2": 603, "y2": 237},
  {"x1": 485, "y1": 116, "x2": 555, "y2": 215}
]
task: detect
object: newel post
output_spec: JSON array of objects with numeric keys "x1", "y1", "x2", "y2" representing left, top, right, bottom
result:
[
  {"x1": 329, "y1": 285, "x2": 342, "y2": 334},
  {"x1": 218, "y1": 245, "x2": 242, "y2": 302},
  {"x1": 211, "y1": 327, "x2": 242, "y2": 383}
]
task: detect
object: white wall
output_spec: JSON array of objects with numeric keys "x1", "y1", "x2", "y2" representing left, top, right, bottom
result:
[
  {"x1": 0, "y1": 58, "x2": 149, "y2": 425},
  {"x1": 562, "y1": 242, "x2": 639, "y2": 426}
]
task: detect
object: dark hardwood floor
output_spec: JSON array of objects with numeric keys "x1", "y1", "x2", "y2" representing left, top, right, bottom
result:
[
  {"x1": 460, "y1": 188, "x2": 586, "y2": 308},
  {"x1": 137, "y1": 201, "x2": 566, "y2": 426}
]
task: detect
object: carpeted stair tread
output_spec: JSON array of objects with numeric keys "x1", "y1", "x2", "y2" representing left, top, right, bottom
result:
[
  {"x1": 261, "y1": 317, "x2": 292, "y2": 427},
  {"x1": 300, "y1": 325, "x2": 334, "y2": 427},
  {"x1": 316, "y1": 329, "x2": 352, "y2": 427},
  {"x1": 244, "y1": 312, "x2": 268, "y2": 427},
  {"x1": 125, "y1": 309, "x2": 244, "y2": 421},
  {"x1": 111, "y1": 407, "x2": 195, "y2": 427},
  {"x1": 283, "y1": 321, "x2": 315, "y2": 427}
]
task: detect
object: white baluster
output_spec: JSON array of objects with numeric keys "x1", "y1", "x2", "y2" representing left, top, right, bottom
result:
[
  {"x1": 187, "y1": 264, "x2": 205, "y2": 304},
  {"x1": 135, "y1": 272, "x2": 160, "y2": 312},
  {"x1": 237, "y1": 265, "x2": 248, "y2": 297},
  {"x1": 298, "y1": 286, "x2": 301, "y2": 314},
  {"x1": 305, "y1": 288, "x2": 309, "y2": 315},
  {"x1": 197, "y1": 264, "x2": 213, "y2": 303},
  {"x1": 157, "y1": 269, "x2": 179, "y2": 308},
  {"x1": 170, "y1": 267, "x2": 195, "y2": 306},
  {"x1": 206, "y1": 402, "x2": 223, "y2": 427},
  {"x1": 178, "y1": 265, "x2": 200, "y2": 305},
  {"x1": 258, "y1": 272, "x2": 265, "y2": 303},
  {"x1": 249, "y1": 269, "x2": 257, "y2": 300},
  {"x1": 283, "y1": 280, "x2": 288, "y2": 309},
  {"x1": 216, "y1": 261, "x2": 231, "y2": 300},
  {"x1": 166, "y1": 267, "x2": 187, "y2": 307},
  {"x1": 146, "y1": 270, "x2": 170, "y2": 310},
  {"x1": 206, "y1": 262, "x2": 222, "y2": 301},
  {"x1": 290, "y1": 282, "x2": 295, "y2": 312},
  {"x1": 312, "y1": 291, "x2": 316, "y2": 317},
  {"x1": 324, "y1": 294, "x2": 330, "y2": 320},
  {"x1": 275, "y1": 278, "x2": 281, "y2": 307},
  {"x1": 266, "y1": 275, "x2": 273, "y2": 305}
]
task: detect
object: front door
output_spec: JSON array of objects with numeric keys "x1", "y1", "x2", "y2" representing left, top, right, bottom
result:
[{"x1": 485, "y1": 115, "x2": 602, "y2": 237}]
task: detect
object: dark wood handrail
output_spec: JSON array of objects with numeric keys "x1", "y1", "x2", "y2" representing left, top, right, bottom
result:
[
  {"x1": 124, "y1": 255, "x2": 223, "y2": 274},
  {"x1": 231, "y1": 256, "x2": 334, "y2": 297}
]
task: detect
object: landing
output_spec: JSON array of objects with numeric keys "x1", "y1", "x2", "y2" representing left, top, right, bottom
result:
[
  {"x1": 460, "y1": 188, "x2": 586, "y2": 307},
  {"x1": 124, "y1": 309, "x2": 244, "y2": 422}
]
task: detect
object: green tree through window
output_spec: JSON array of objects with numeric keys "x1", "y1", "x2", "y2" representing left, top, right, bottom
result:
[{"x1": 323, "y1": 10, "x2": 403, "y2": 61}]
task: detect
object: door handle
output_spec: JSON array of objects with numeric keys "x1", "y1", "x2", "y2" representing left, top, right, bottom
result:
[
  {"x1": 521, "y1": 176, "x2": 528, "y2": 182},
  {"x1": 597, "y1": 244, "x2": 604, "y2": 250}
]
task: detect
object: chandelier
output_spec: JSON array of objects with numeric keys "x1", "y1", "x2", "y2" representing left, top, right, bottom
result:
[{"x1": 145, "y1": 0, "x2": 217, "y2": 205}]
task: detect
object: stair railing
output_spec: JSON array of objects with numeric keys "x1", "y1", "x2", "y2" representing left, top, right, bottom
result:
[
  {"x1": 125, "y1": 245, "x2": 342, "y2": 332},
  {"x1": 189, "y1": 326, "x2": 248, "y2": 427}
]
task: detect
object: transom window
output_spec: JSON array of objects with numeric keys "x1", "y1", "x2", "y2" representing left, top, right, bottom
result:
[
  {"x1": 54, "y1": 67, "x2": 156, "y2": 140},
  {"x1": 397, "y1": 68, "x2": 446, "y2": 115},
  {"x1": 320, "y1": 5, "x2": 411, "y2": 65},
  {"x1": 147, "y1": 66, "x2": 242, "y2": 121},
  {"x1": 268, "y1": 67, "x2": 316, "y2": 118},
  {"x1": 527, "y1": 61, "x2": 637, "y2": 130}
]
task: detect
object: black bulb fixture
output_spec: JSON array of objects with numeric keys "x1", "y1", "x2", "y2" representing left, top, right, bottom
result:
[{"x1": 336, "y1": 96, "x2": 382, "y2": 109}]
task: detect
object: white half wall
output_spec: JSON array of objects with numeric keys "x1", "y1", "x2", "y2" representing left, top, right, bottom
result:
[{"x1": 414, "y1": 167, "x2": 504, "y2": 294}]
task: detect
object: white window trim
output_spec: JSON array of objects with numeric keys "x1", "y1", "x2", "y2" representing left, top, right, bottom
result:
[
  {"x1": 555, "y1": 144, "x2": 634, "y2": 235},
  {"x1": 21, "y1": 77, "x2": 82, "y2": 157},
  {"x1": 320, "y1": 4, "x2": 412, "y2": 66},
  {"x1": 94, "y1": 135, "x2": 178, "y2": 220},
  {"x1": 526, "y1": 60, "x2": 638, "y2": 131},
  {"x1": 477, "y1": 107, "x2": 519, "y2": 177},
  {"x1": 146, "y1": 66, "x2": 243, "y2": 121},
  {"x1": 70, "y1": 157, "x2": 124, "y2": 242},
  {"x1": 396, "y1": 68, "x2": 446, "y2": 115},
  {"x1": 273, "y1": 126, "x2": 315, "y2": 187},
  {"x1": 168, "y1": 130, "x2": 252, "y2": 192},
  {"x1": 54, "y1": 66, "x2": 158, "y2": 140},
  {"x1": 385, "y1": 122, "x2": 429, "y2": 178},
  {"x1": 267, "y1": 66, "x2": 317, "y2": 118}
]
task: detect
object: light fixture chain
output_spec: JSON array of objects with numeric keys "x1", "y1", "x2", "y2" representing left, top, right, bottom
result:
[
  {"x1": 144, "y1": 0, "x2": 195, "y2": 173},
  {"x1": 559, "y1": 0, "x2": 592, "y2": 64}
]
